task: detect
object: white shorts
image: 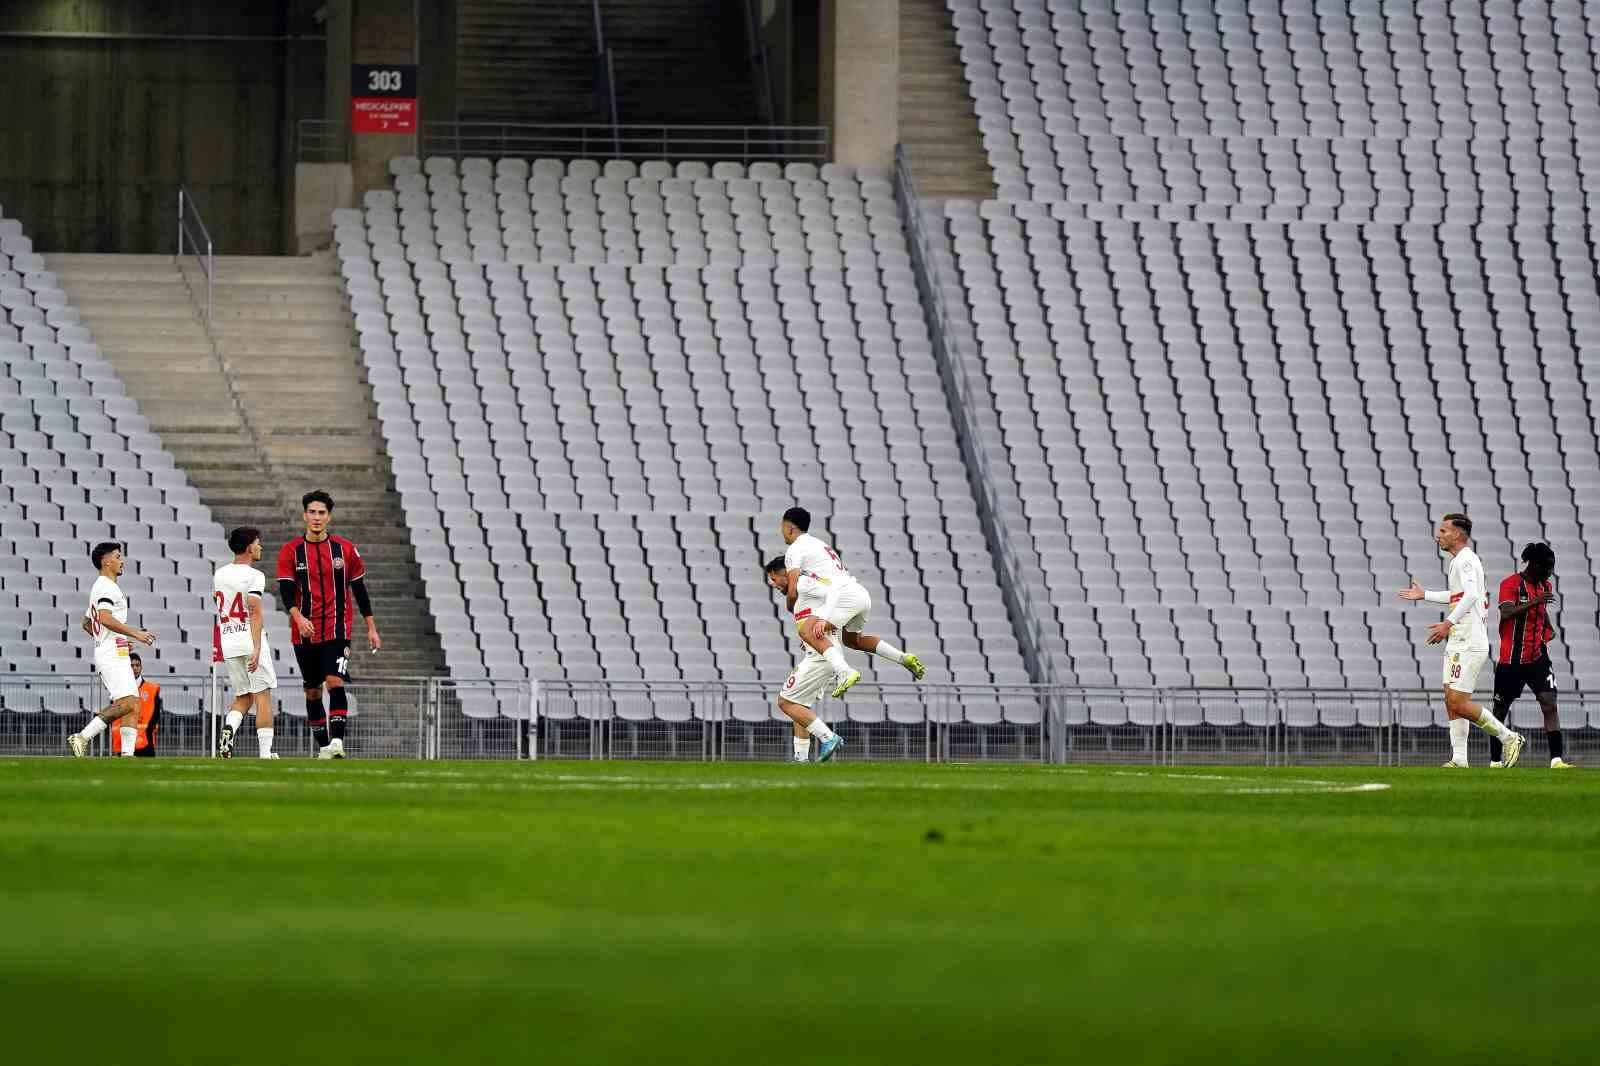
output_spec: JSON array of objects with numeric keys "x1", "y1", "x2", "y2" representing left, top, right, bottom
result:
[
  {"x1": 225, "y1": 652, "x2": 277, "y2": 696},
  {"x1": 1442, "y1": 641, "x2": 1489, "y2": 694},
  {"x1": 778, "y1": 653, "x2": 835, "y2": 709},
  {"x1": 96, "y1": 648, "x2": 138, "y2": 702},
  {"x1": 820, "y1": 582, "x2": 872, "y2": 633}
]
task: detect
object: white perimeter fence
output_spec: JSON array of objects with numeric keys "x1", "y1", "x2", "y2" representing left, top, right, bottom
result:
[{"x1": 2, "y1": 675, "x2": 1595, "y2": 765}]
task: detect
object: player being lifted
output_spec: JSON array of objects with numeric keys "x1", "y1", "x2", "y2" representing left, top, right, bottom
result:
[
  {"x1": 215, "y1": 527, "x2": 280, "y2": 759},
  {"x1": 1489, "y1": 542, "x2": 1574, "y2": 769},
  {"x1": 1398, "y1": 513, "x2": 1525, "y2": 768},
  {"x1": 277, "y1": 491, "x2": 380, "y2": 759},
  {"x1": 777, "y1": 505, "x2": 925, "y2": 693},
  {"x1": 68, "y1": 542, "x2": 158, "y2": 757}
]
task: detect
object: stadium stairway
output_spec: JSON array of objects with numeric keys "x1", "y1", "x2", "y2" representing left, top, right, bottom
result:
[
  {"x1": 899, "y1": 0, "x2": 996, "y2": 199},
  {"x1": 457, "y1": 0, "x2": 602, "y2": 123},
  {"x1": 49, "y1": 253, "x2": 447, "y2": 678}
]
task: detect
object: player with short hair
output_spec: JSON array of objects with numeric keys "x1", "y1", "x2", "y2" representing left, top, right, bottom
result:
[
  {"x1": 777, "y1": 506, "x2": 925, "y2": 701},
  {"x1": 765, "y1": 557, "x2": 844, "y2": 762},
  {"x1": 1489, "y1": 542, "x2": 1573, "y2": 769},
  {"x1": 68, "y1": 542, "x2": 158, "y2": 757},
  {"x1": 215, "y1": 527, "x2": 279, "y2": 759},
  {"x1": 1398, "y1": 513, "x2": 1525, "y2": 768},
  {"x1": 276, "y1": 491, "x2": 380, "y2": 759}
]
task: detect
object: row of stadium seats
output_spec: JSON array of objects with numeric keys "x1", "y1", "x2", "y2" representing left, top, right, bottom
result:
[
  {"x1": 936, "y1": 1, "x2": 1600, "y2": 689},
  {"x1": 341, "y1": 158, "x2": 1031, "y2": 686},
  {"x1": 0, "y1": 210, "x2": 299, "y2": 679}
]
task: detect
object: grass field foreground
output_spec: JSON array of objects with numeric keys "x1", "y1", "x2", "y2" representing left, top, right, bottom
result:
[{"x1": 1, "y1": 758, "x2": 1596, "y2": 1065}]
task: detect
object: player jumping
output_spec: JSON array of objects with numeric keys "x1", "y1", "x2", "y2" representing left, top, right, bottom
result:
[
  {"x1": 777, "y1": 506, "x2": 924, "y2": 699},
  {"x1": 68, "y1": 542, "x2": 158, "y2": 757},
  {"x1": 1489, "y1": 542, "x2": 1574, "y2": 769},
  {"x1": 1398, "y1": 513, "x2": 1525, "y2": 768},
  {"x1": 276, "y1": 491, "x2": 380, "y2": 759},
  {"x1": 765, "y1": 556, "x2": 846, "y2": 762},
  {"x1": 215, "y1": 527, "x2": 280, "y2": 759}
]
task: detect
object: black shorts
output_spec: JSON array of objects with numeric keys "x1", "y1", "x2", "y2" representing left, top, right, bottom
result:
[
  {"x1": 293, "y1": 639, "x2": 352, "y2": 688},
  {"x1": 1494, "y1": 654, "x2": 1556, "y2": 705}
]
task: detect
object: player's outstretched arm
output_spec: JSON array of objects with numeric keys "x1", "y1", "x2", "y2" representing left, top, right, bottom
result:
[
  {"x1": 96, "y1": 609, "x2": 155, "y2": 646},
  {"x1": 1398, "y1": 579, "x2": 1426, "y2": 601}
]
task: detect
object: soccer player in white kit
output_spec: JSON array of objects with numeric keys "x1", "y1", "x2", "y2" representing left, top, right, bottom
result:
[
  {"x1": 68, "y1": 542, "x2": 158, "y2": 757},
  {"x1": 214, "y1": 527, "x2": 279, "y2": 759},
  {"x1": 1398, "y1": 513, "x2": 1525, "y2": 768},
  {"x1": 766, "y1": 559, "x2": 840, "y2": 761}
]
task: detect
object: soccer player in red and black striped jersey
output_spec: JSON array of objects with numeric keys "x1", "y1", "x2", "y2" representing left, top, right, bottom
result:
[
  {"x1": 1490, "y1": 542, "x2": 1573, "y2": 769},
  {"x1": 276, "y1": 490, "x2": 381, "y2": 758}
]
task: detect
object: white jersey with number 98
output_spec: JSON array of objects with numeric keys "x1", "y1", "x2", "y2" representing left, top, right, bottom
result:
[{"x1": 784, "y1": 532, "x2": 856, "y2": 598}]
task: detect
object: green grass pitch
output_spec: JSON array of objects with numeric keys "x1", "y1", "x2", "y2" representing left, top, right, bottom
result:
[{"x1": 2, "y1": 758, "x2": 1595, "y2": 1065}]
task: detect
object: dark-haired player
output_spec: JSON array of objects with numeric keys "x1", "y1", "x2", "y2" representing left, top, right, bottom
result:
[
  {"x1": 215, "y1": 527, "x2": 279, "y2": 759},
  {"x1": 1398, "y1": 513, "x2": 1524, "y2": 768},
  {"x1": 1489, "y1": 543, "x2": 1574, "y2": 769},
  {"x1": 276, "y1": 491, "x2": 380, "y2": 759},
  {"x1": 68, "y1": 542, "x2": 157, "y2": 757}
]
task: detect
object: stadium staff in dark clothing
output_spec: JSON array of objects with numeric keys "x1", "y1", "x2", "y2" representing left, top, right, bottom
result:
[
  {"x1": 1490, "y1": 542, "x2": 1574, "y2": 769},
  {"x1": 111, "y1": 652, "x2": 162, "y2": 757},
  {"x1": 275, "y1": 490, "x2": 381, "y2": 760}
]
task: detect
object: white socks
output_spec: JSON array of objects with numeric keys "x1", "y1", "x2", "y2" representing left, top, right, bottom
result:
[
  {"x1": 80, "y1": 716, "x2": 108, "y2": 741},
  {"x1": 225, "y1": 709, "x2": 244, "y2": 732},
  {"x1": 792, "y1": 736, "x2": 810, "y2": 762},
  {"x1": 258, "y1": 729, "x2": 274, "y2": 758},
  {"x1": 119, "y1": 726, "x2": 137, "y2": 755},
  {"x1": 1449, "y1": 718, "x2": 1470, "y2": 765},
  {"x1": 1473, "y1": 709, "x2": 1513, "y2": 739},
  {"x1": 822, "y1": 642, "x2": 851, "y2": 677},
  {"x1": 806, "y1": 718, "x2": 836, "y2": 742},
  {"x1": 873, "y1": 640, "x2": 906, "y2": 665}
]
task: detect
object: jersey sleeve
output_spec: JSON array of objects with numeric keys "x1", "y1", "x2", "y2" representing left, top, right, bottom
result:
[
  {"x1": 246, "y1": 568, "x2": 266, "y2": 596},
  {"x1": 275, "y1": 541, "x2": 295, "y2": 581},
  {"x1": 1497, "y1": 575, "x2": 1519, "y2": 609},
  {"x1": 345, "y1": 539, "x2": 366, "y2": 581},
  {"x1": 783, "y1": 542, "x2": 800, "y2": 571}
]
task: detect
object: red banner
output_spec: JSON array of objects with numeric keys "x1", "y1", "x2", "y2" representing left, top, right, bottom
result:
[{"x1": 352, "y1": 97, "x2": 416, "y2": 134}]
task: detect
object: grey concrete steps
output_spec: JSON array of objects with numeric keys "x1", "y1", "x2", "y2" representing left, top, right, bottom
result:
[
  {"x1": 55, "y1": 252, "x2": 448, "y2": 679},
  {"x1": 899, "y1": 0, "x2": 996, "y2": 200}
]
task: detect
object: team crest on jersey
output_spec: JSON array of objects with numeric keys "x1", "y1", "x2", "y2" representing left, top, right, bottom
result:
[
  {"x1": 332, "y1": 557, "x2": 344, "y2": 570},
  {"x1": 1451, "y1": 652, "x2": 1460, "y2": 663}
]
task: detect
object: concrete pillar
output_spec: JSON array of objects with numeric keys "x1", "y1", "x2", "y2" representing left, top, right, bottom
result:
[
  {"x1": 349, "y1": 0, "x2": 419, "y2": 197},
  {"x1": 819, "y1": 0, "x2": 898, "y2": 173}
]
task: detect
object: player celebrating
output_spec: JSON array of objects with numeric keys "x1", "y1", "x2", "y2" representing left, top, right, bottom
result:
[
  {"x1": 1398, "y1": 513, "x2": 1525, "y2": 768},
  {"x1": 68, "y1": 542, "x2": 157, "y2": 757},
  {"x1": 1489, "y1": 542, "x2": 1574, "y2": 769},
  {"x1": 276, "y1": 491, "x2": 380, "y2": 759},
  {"x1": 215, "y1": 527, "x2": 280, "y2": 759},
  {"x1": 777, "y1": 507, "x2": 924, "y2": 699},
  {"x1": 765, "y1": 557, "x2": 845, "y2": 762}
]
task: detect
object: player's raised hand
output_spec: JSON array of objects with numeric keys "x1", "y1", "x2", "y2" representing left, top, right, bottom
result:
[
  {"x1": 134, "y1": 628, "x2": 157, "y2": 647},
  {"x1": 1398, "y1": 579, "x2": 1425, "y2": 601}
]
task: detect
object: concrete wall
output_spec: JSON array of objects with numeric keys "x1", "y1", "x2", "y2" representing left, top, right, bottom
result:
[
  {"x1": 0, "y1": 1, "x2": 325, "y2": 255},
  {"x1": 819, "y1": 0, "x2": 897, "y2": 172}
]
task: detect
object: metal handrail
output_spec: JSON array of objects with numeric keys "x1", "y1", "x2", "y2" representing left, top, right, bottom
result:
[
  {"x1": 297, "y1": 118, "x2": 350, "y2": 163},
  {"x1": 591, "y1": 0, "x2": 621, "y2": 154},
  {"x1": 416, "y1": 121, "x2": 829, "y2": 163},
  {"x1": 894, "y1": 144, "x2": 1057, "y2": 687},
  {"x1": 176, "y1": 187, "x2": 213, "y2": 324}
]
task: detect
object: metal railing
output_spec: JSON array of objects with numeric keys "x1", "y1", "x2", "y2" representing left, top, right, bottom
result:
[
  {"x1": 5, "y1": 672, "x2": 1592, "y2": 766},
  {"x1": 591, "y1": 0, "x2": 621, "y2": 154},
  {"x1": 297, "y1": 118, "x2": 350, "y2": 163},
  {"x1": 895, "y1": 145, "x2": 1056, "y2": 686},
  {"x1": 0, "y1": 674, "x2": 530, "y2": 760},
  {"x1": 176, "y1": 187, "x2": 213, "y2": 324},
  {"x1": 419, "y1": 121, "x2": 829, "y2": 164}
]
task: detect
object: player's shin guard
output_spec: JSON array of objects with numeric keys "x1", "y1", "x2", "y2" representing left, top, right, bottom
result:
[
  {"x1": 307, "y1": 695, "x2": 329, "y2": 748},
  {"x1": 328, "y1": 686, "x2": 348, "y2": 742}
]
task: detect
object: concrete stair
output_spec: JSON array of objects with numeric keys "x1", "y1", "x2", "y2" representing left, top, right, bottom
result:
[
  {"x1": 47, "y1": 253, "x2": 447, "y2": 679},
  {"x1": 899, "y1": 0, "x2": 995, "y2": 200},
  {"x1": 458, "y1": 0, "x2": 603, "y2": 123}
]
